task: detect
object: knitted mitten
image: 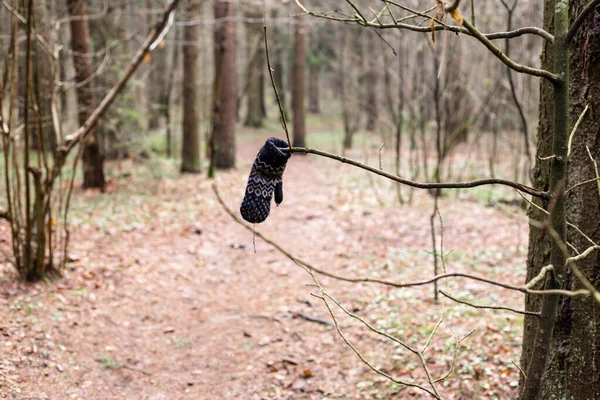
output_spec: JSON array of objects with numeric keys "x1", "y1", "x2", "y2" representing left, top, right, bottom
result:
[{"x1": 240, "y1": 137, "x2": 291, "y2": 223}]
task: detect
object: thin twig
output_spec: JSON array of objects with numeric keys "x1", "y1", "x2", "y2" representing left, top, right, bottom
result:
[
  {"x1": 567, "y1": 104, "x2": 589, "y2": 159},
  {"x1": 295, "y1": 0, "x2": 554, "y2": 42},
  {"x1": 439, "y1": 290, "x2": 540, "y2": 317},
  {"x1": 566, "y1": 176, "x2": 600, "y2": 194},
  {"x1": 566, "y1": 0, "x2": 600, "y2": 43},
  {"x1": 263, "y1": 17, "x2": 291, "y2": 148},
  {"x1": 435, "y1": 329, "x2": 474, "y2": 382},
  {"x1": 586, "y1": 146, "x2": 600, "y2": 197},
  {"x1": 212, "y1": 183, "x2": 590, "y2": 299}
]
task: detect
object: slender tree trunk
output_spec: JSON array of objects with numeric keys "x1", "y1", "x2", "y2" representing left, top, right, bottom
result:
[
  {"x1": 271, "y1": 8, "x2": 286, "y2": 115},
  {"x1": 244, "y1": 11, "x2": 264, "y2": 128},
  {"x1": 521, "y1": 1, "x2": 600, "y2": 398},
  {"x1": 308, "y1": 64, "x2": 321, "y2": 114},
  {"x1": 66, "y1": 0, "x2": 105, "y2": 190},
  {"x1": 181, "y1": 0, "x2": 201, "y2": 173},
  {"x1": 259, "y1": 62, "x2": 267, "y2": 118},
  {"x1": 33, "y1": 0, "x2": 58, "y2": 153},
  {"x1": 292, "y1": 17, "x2": 306, "y2": 147},
  {"x1": 212, "y1": 0, "x2": 236, "y2": 169},
  {"x1": 147, "y1": 0, "x2": 169, "y2": 131},
  {"x1": 166, "y1": 27, "x2": 181, "y2": 159},
  {"x1": 341, "y1": 29, "x2": 360, "y2": 150},
  {"x1": 365, "y1": 34, "x2": 379, "y2": 131}
]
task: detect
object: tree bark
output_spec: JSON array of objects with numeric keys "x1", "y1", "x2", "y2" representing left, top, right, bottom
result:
[
  {"x1": 270, "y1": 8, "x2": 287, "y2": 115},
  {"x1": 365, "y1": 34, "x2": 378, "y2": 131},
  {"x1": 166, "y1": 25, "x2": 181, "y2": 159},
  {"x1": 520, "y1": 1, "x2": 600, "y2": 398},
  {"x1": 244, "y1": 10, "x2": 264, "y2": 128},
  {"x1": 181, "y1": 0, "x2": 201, "y2": 173},
  {"x1": 33, "y1": 0, "x2": 58, "y2": 153},
  {"x1": 341, "y1": 28, "x2": 360, "y2": 150},
  {"x1": 212, "y1": 0, "x2": 236, "y2": 169},
  {"x1": 66, "y1": 0, "x2": 105, "y2": 190},
  {"x1": 308, "y1": 64, "x2": 321, "y2": 114},
  {"x1": 147, "y1": 0, "x2": 169, "y2": 131},
  {"x1": 292, "y1": 17, "x2": 306, "y2": 147}
]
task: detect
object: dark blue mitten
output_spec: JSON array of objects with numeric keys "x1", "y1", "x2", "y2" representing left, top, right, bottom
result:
[{"x1": 240, "y1": 137, "x2": 291, "y2": 223}]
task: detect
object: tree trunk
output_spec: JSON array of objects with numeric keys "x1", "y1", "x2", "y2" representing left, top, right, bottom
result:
[
  {"x1": 212, "y1": 0, "x2": 236, "y2": 169},
  {"x1": 66, "y1": 0, "x2": 105, "y2": 190},
  {"x1": 365, "y1": 34, "x2": 378, "y2": 131},
  {"x1": 341, "y1": 28, "x2": 360, "y2": 151},
  {"x1": 244, "y1": 11, "x2": 264, "y2": 128},
  {"x1": 292, "y1": 17, "x2": 306, "y2": 148},
  {"x1": 33, "y1": 0, "x2": 58, "y2": 153},
  {"x1": 308, "y1": 64, "x2": 320, "y2": 114},
  {"x1": 147, "y1": 0, "x2": 169, "y2": 131},
  {"x1": 181, "y1": 0, "x2": 201, "y2": 173},
  {"x1": 520, "y1": 1, "x2": 600, "y2": 398},
  {"x1": 443, "y1": 38, "x2": 470, "y2": 148},
  {"x1": 166, "y1": 26, "x2": 181, "y2": 159}
]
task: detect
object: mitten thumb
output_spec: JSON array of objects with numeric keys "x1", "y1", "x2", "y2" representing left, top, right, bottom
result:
[{"x1": 275, "y1": 181, "x2": 283, "y2": 205}]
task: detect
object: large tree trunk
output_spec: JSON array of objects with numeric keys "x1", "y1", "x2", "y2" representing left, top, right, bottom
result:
[
  {"x1": 181, "y1": 0, "x2": 201, "y2": 173},
  {"x1": 292, "y1": 18, "x2": 306, "y2": 147},
  {"x1": 520, "y1": 1, "x2": 600, "y2": 398},
  {"x1": 66, "y1": 0, "x2": 105, "y2": 190},
  {"x1": 212, "y1": 0, "x2": 236, "y2": 169}
]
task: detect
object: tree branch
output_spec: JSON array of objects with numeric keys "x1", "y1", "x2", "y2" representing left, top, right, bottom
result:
[
  {"x1": 0, "y1": 0, "x2": 53, "y2": 56},
  {"x1": 439, "y1": 290, "x2": 540, "y2": 317},
  {"x1": 460, "y1": 18, "x2": 558, "y2": 82},
  {"x1": 287, "y1": 146, "x2": 550, "y2": 199},
  {"x1": 295, "y1": 0, "x2": 554, "y2": 43},
  {"x1": 566, "y1": 0, "x2": 600, "y2": 43},
  {"x1": 212, "y1": 182, "x2": 587, "y2": 299},
  {"x1": 58, "y1": 0, "x2": 180, "y2": 158}
]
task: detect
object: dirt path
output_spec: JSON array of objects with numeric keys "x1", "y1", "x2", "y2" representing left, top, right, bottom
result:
[{"x1": 0, "y1": 137, "x2": 529, "y2": 399}]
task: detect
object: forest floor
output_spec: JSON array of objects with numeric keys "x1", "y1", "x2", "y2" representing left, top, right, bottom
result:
[{"x1": 0, "y1": 127, "x2": 530, "y2": 399}]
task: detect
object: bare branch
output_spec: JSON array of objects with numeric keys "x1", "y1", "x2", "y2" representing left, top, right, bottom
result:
[
  {"x1": 313, "y1": 292, "x2": 440, "y2": 398},
  {"x1": 0, "y1": 0, "x2": 53, "y2": 56},
  {"x1": 58, "y1": 0, "x2": 181, "y2": 159},
  {"x1": 567, "y1": 104, "x2": 590, "y2": 159},
  {"x1": 525, "y1": 265, "x2": 554, "y2": 289},
  {"x1": 295, "y1": 0, "x2": 554, "y2": 42},
  {"x1": 287, "y1": 146, "x2": 550, "y2": 199},
  {"x1": 586, "y1": 145, "x2": 600, "y2": 197},
  {"x1": 445, "y1": 0, "x2": 461, "y2": 13},
  {"x1": 566, "y1": 176, "x2": 600, "y2": 194},
  {"x1": 439, "y1": 290, "x2": 540, "y2": 317},
  {"x1": 435, "y1": 329, "x2": 474, "y2": 383},
  {"x1": 212, "y1": 183, "x2": 588, "y2": 299},
  {"x1": 460, "y1": 18, "x2": 558, "y2": 82},
  {"x1": 566, "y1": 0, "x2": 600, "y2": 43},
  {"x1": 263, "y1": 18, "x2": 291, "y2": 148}
]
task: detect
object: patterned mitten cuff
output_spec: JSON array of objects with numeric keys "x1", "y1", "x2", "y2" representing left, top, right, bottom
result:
[{"x1": 240, "y1": 137, "x2": 291, "y2": 223}]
